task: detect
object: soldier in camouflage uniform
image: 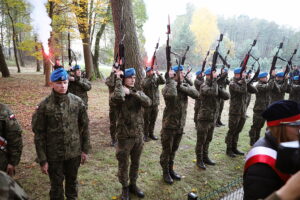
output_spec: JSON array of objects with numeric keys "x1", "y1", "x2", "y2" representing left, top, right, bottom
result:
[
  {"x1": 32, "y1": 68, "x2": 90, "y2": 200},
  {"x1": 194, "y1": 70, "x2": 204, "y2": 128},
  {"x1": 0, "y1": 103, "x2": 22, "y2": 176},
  {"x1": 105, "y1": 68, "x2": 118, "y2": 146},
  {"x1": 68, "y1": 65, "x2": 92, "y2": 107},
  {"x1": 288, "y1": 76, "x2": 300, "y2": 103},
  {"x1": 112, "y1": 68, "x2": 151, "y2": 200},
  {"x1": 196, "y1": 68, "x2": 230, "y2": 169},
  {"x1": 0, "y1": 170, "x2": 28, "y2": 200},
  {"x1": 248, "y1": 71, "x2": 278, "y2": 146},
  {"x1": 142, "y1": 66, "x2": 165, "y2": 142},
  {"x1": 216, "y1": 68, "x2": 230, "y2": 127},
  {"x1": 270, "y1": 71, "x2": 288, "y2": 103},
  {"x1": 225, "y1": 67, "x2": 257, "y2": 157},
  {"x1": 160, "y1": 65, "x2": 199, "y2": 184}
]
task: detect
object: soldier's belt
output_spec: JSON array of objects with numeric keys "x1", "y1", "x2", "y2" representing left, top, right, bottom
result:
[{"x1": 0, "y1": 136, "x2": 7, "y2": 152}]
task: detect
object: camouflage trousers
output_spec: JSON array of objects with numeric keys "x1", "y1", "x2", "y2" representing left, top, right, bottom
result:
[
  {"x1": 196, "y1": 121, "x2": 215, "y2": 159},
  {"x1": 48, "y1": 156, "x2": 81, "y2": 200},
  {"x1": 109, "y1": 105, "x2": 118, "y2": 142},
  {"x1": 0, "y1": 152, "x2": 8, "y2": 171},
  {"x1": 194, "y1": 100, "x2": 201, "y2": 126},
  {"x1": 217, "y1": 99, "x2": 224, "y2": 123},
  {"x1": 143, "y1": 106, "x2": 159, "y2": 137},
  {"x1": 249, "y1": 111, "x2": 265, "y2": 146},
  {"x1": 160, "y1": 128, "x2": 183, "y2": 170},
  {"x1": 0, "y1": 171, "x2": 28, "y2": 200},
  {"x1": 225, "y1": 115, "x2": 246, "y2": 149},
  {"x1": 116, "y1": 137, "x2": 144, "y2": 187}
]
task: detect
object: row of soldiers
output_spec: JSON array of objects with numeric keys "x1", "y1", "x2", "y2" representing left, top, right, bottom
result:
[{"x1": 1, "y1": 62, "x2": 300, "y2": 199}]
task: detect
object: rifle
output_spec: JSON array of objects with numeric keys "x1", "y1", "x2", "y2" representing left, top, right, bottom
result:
[
  {"x1": 151, "y1": 38, "x2": 160, "y2": 69},
  {"x1": 219, "y1": 49, "x2": 231, "y2": 73},
  {"x1": 165, "y1": 15, "x2": 171, "y2": 79},
  {"x1": 211, "y1": 34, "x2": 223, "y2": 79},
  {"x1": 248, "y1": 56, "x2": 261, "y2": 85},
  {"x1": 283, "y1": 48, "x2": 298, "y2": 77},
  {"x1": 201, "y1": 51, "x2": 210, "y2": 76},
  {"x1": 269, "y1": 42, "x2": 284, "y2": 77},
  {"x1": 181, "y1": 46, "x2": 190, "y2": 65},
  {"x1": 240, "y1": 39, "x2": 257, "y2": 77}
]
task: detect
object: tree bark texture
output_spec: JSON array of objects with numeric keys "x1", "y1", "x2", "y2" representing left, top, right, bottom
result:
[{"x1": 0, "y1": 44, "x2": 10, "y2": 77}]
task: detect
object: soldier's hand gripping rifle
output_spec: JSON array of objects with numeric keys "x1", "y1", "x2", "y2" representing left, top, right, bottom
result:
[
  {"x1": 240, "y1": 39, "x2": 257, "y2": 78},
  {"x1": 211, "y1": 34, "x2": 223, "y2": 79},
  {"x1": 165, "y1": 15, "x2": 171, "y2": 79},
  {"x1": 283, "y1": 48, "x2": 298, "y2": 77},
  {"x1": 151, "y1": 38, "x2": 160, "y2": 70},
  {"x1": 269, "y1": 42, "x2": 284, "y2": 78}
]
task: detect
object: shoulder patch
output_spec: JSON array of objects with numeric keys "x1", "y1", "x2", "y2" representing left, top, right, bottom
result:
[{"x1": 9, "y1": 114, "x2": 16, "y2": 120}]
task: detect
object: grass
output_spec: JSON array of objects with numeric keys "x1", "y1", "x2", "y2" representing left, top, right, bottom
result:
[{"x1": 0, "y1": 66, "x2": 258, "y2": 200}]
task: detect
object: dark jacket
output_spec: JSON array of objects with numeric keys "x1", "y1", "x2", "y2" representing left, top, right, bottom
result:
[{"x1": 243, "y1": 132, "x2": 285, "y2": 200}]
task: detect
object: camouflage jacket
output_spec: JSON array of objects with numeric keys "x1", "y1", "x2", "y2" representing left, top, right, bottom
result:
[
  {"x1": 288, "y1": 83, "x2": 300, "y2": 103},
  {"x1": 198, "y1": 79, "x2": 230, "y2": 121},
  {"x1": 105, "y1": 72, "x2": 117, "y2": 107},
  {"x1": 270, "y1": 79, "x2": 288, "y2": 103},
  {"x1": 32, "y1": 91, "x2": 90, "y2": 164},
  {"x1": 162, "y1": 78, "x2": 199, "y2": 130},
  {"x1": 194, "y1": 77, "x2": 204, "y2": 91},
  {"x1": 217, "y1": 73, "x2": 230, "y2": 89},
  {"x1": 0, "y1": 171, "x2": 28, "y2": 200},
  {"x1": 253, "y1": 80, "x2": 275, "y2": 112},
  {"x1": 68, "y1": 76, "x2": 91, "y2": 105},
  {"x1": 112, "y1": 78, "x2": 152, "y2": 140},
  {"x1": 0, "y1": 104, "x2": 22, "y2": 170},
  {"x1": 229, "y1": 78, "x2": 257, "y2": 116},
  {"x1": 142, "y1": 73, "x2": 165, "y2": 106},
  {"x1": 184, "y1": 76, "x2": 193, "y2": 86}
]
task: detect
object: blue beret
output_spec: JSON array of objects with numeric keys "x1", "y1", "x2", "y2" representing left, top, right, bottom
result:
[
  {"x1": 234, "y1": 67, "x2": 242, "y2": 74},
  {"x1": 145, "y1": 66, "x2": 152, "y2": 72},
  {"x1": 223, "y1": 68, "x2": 228, "y2": 73},
  {"x1": 124, "y1": 68, "x2": 136, "y2": 78},
  {"x1": 204, "y1": 67, "x2": 212, "y2": 75},
  {"x1": 276, "y1": 72, "x2": 284, "y2": 77},
  {"x1": 74, "y1": 65, "x2": 81, "y2": 70},
  {"x1": 262, "y1": 100, "x2": 300, "y2": 126},
  {"x1": 293, "y1": 76, "x2": 299, "y2": 81},
  {"x1": 171, "y1": 65, "x2": 184, "y2": 72},
  {"x1": 258, "y1": 72, "x2": 268, "y2": 78},
  {"x1": 51, "y1": 68, "x2": 69, "y2": 82},
  {"x1": 195, "y1": 70, "x2": 202, "y2": 76}
]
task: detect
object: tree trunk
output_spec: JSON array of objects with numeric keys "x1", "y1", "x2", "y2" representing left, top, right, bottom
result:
[
  {"x1": 16, "y1": 35, "x2": 25, "y2": 67},
  {"x1": 0, "y1": 44, "x2": 10, "y2": 77},
  {"x1": 111, "y1": 0, "x2": 143, "y2": 88},
  {"x1": 73, "y1": 0, "x2": 94, "y2": 80},
  {"x1": 6, "y1": 4, "x2": 20, "y2": 73}
]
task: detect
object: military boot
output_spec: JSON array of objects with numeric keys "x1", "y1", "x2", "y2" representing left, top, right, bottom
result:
[
  {"x1": 129, "y1": 184, "x2": 144, "y2": 198},
  {"x1": 232, "y1": 144, "x2": 244, "y2": 155},
  {"x1": 162, "y1": 169, "x2": 173, "y2": 184},
  {"x1": 203, "y1": 155, "x2": 216, "y2": 166},
  {"x1": 121, "y1": 187, "x2": 130, "y2": 200},
  {"x1": 226, "y1": 147, "x2": 236, "y2": 158},
  {"x1": 169, "y1": 161, "x2": 181, "y2": 180},
  {"x1": 196, "y1": 155, "x2": 206, "y2": 169},
  {"x1": 149, "y1": 133, "x2": 158, "y2": 140}
]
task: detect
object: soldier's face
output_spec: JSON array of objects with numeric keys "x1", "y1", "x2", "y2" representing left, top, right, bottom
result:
[
  {"x1": 75, "y1": 69, "x2": 81, "y2": 77},
  {"x1": 146, "y1": 70, "x2": 154, "y2": 76},
  {"x1": 276, "y1": 76, "x2": 284, "y2": 81},
  {"x1": 260, "y1": 77, "x2": 268, "y2": 82},
  {"x1": 51, "y1": 80, "x2": 69, "y2": 94},
  {"x1": 124, "y1": 76, "x2": 136, "y2": 87}
]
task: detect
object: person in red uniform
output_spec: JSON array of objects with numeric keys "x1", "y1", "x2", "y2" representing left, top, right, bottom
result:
[{"x1": 243, "y1": 100, "x2": 300, "y2": 200}]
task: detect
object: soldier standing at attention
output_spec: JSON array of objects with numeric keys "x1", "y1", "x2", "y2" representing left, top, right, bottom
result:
[
  {"x1": 105, "y1": 67, "x2": 119, "y2": 146},
  {"x1": 160, "y1": 65, "x2": 199, "y2": 184},
  {"x1": 216, "y1": 68, "x2": 230, "y2": 127},
  {"x1": 68, "y1": 64, "x2": 92, "y2": 107},
  {"x1": 194, "y1": 70, "x2": 204, "y2": 128},
  {"x1": 142, "y1": 66, "x2": 165, "y2": 142},
  {"x1": 288, "y1": 76, "x2": 300, "y2": 103},
  {"x1": 225, "y1": 67, "x2": 257, "y2": 157},
  {"x1": 248, "y1": 71, "x2": 278, "y2": 146},
  {"x1": 196, "y1": 67, "x2": 229, "y2": 169},
  {"x1": 112, "y1": 68, "x2": 151, "y2": 200},
  {"x1": 0, "y1": 103, "x2": 22, "y2": 176},
  {"x1": 32, "y1": 68, "x2": 90, "y2": 200},
  {"x1": 270, "y1": 71, "x2": 288, "y2": 103}
]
